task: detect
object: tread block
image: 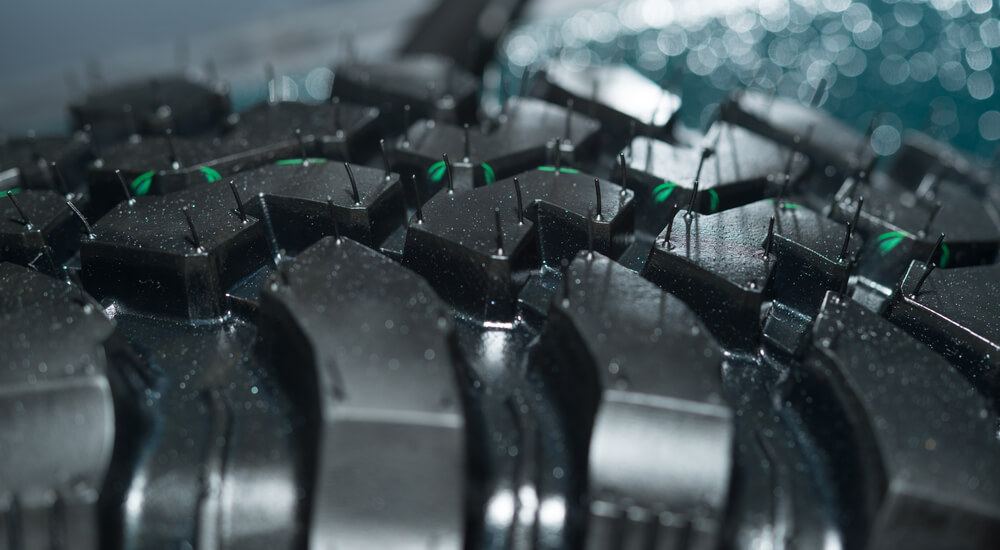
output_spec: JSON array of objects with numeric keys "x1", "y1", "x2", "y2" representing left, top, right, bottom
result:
[
  {"x1": 0, "y1": 189, "x2": 81, "y2": 269},
  {"x1": 257, "y1": 237, "x2": 466, "y2": 550},
  {"x1": 83, "y1": 160, "x2": 405, "y2": 318},
  {"x1": 80, "y1": 185, "x2": 269, "y2": 318},
  {"x1": 890, "y1": 130, "x2": 995, "y2": 190},
  {"x1": 723, "y1": 89, "x2": 875, "y2": 174},
  {"x1": 230, "y1": 161, "x2": 406, "y2": 252},
  {"x1": 101, "y1": 306, "x2": 302, "y2": 550},
  {"x1": 800, "y1": 293, "x2": 1000, "y2": 549},
  {"x1": 403, "y1": 167, "x2": 633, "y2": 319},
  {"x1": 885, "y1": 262, "x2": 1000, "y2": 401},
  {"x1": 621, "y1": 122, "x2": 808, "y2": 235},
  {"x1": 0, "y1": 263, "x2": 140, "y2": 550},
  {"x1": 831, "y1": 173, "x2": 1000, "y2": 287},
  {"x1": 532, "y1": 62, "x2": 681, "y2": 139},
  {"x1": 69, "y1": 75, "x2": 230, "y2": 145},
  {"x1": 392, "y1": 97, "x2": 600, "y2": 196},
  {"x1": 0, "y1": 133, "x2": 94, "y2": 193},
  {"x1": 89, "y1": 101, "x2": 379, "y2": 213},
  {"x1": 227, "y1": 101, "x2": 380, "y2": 161},
  {"x1": 643, "y1": 199, "x2": 859, "y2": 348},
  {"x1": 538, "y1": 253, "x2": 732, "y2": 550},
  {"x1": 331, "y1": 54, "x2": 479, "y2": 128}
]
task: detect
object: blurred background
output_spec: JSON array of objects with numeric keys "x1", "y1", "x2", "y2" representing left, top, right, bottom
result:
[{"x1": 1, "y1": 0, "x2": 998, "y2": 157}]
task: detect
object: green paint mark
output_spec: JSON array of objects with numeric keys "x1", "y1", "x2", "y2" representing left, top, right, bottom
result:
[
  {"x1": 653, "y1": 182, "x2": 677, "y2": 203},
  {"x1": 765, "y1": 199, "x2": 805, "y2": 210},
  {"x1": 130, "y1": 171, "x2": 155, "y2": 196},
  {"x1": 537, "y1": 166, "x2": 580, "y2": 174},
  {"x1": 481, "y1": 163, "x2": 496, "y2": 185},
  {"x1": 274, "y1": 158, "x2": 327, "y2": 166},
  {"x1": 199, "y1": 166, "x2": 222, "y2": 182},
  {"x1": 876, "y1": 231, "x2": 907, "y2": 255},
  {"x1": 427, "y1": 160, "x2": 447, "y2": 182},
  {"x1": 0, "y1": 188, "x2": 21, "y2": 197},
  {"x1": 707, "y1": 189, "x2": 720, "y2": 213},
  {"x1": 940, "y1": 243, "x2": 950, "y2": 268}
]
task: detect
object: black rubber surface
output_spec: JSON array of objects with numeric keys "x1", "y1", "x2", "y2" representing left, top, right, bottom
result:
[{"x1": 1, "y1": 46, "x2": 999, "y2": 550}]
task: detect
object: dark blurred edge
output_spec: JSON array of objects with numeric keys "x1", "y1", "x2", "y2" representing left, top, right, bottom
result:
[{"x1": 403, "y1": 0, "x2": 530, "y2": 73}]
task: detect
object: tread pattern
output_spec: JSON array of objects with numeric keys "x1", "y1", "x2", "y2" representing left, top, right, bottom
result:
[
  {"x1": 723, "y1": 90, "x2": 876, "y2": 174},
  {"x1": 394, "y1": 97, "x2": 601, "y2": 194},
  {"x1": 886, "y1": 262, "x2": 1000, "y2": 404},
  {"x1": 624, "y1": 122, "x2": 809, "y2": 231},
  {"x1": 0, "y1": 263, "x2": 141, "y2": 550},
  {"x1": 802, "y1": 292, "x2": 1000, "y2": 549},
  {"x1": 1, "y1": 30, "x2": 999, "y2": 550},
  {"x1": 533, "y1": 63, "x2": 682, "y2": 139},
  {"x1": 331, "y1": 55, "x2": 479, "y2": 128},
  {"x1": 541, "y1": 252, "x2": 732, "y2": 550},
  {"x1": 258, "y1": 236, "x2": 465, "y2": 550},
  {"x1": 404, "y1": 166, "x2": 633, "y2": 319},
  {"x1": 643, "y1": 198, "x2": 858, "y2": 349}
]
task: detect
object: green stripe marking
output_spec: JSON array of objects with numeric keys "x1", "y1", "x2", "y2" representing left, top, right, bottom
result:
[
  {"x1": 275, "y1": 158, "x2": 327, "y2": 166},
  {"x1": 707, "y1": 189, "x2": 720, "y2": 213},
  {"x1": 0, "y1": 188, "x2": 21, "y2": 197},
  {"x1": 765, "y1": 198, "x2": 805, "y2": 210},
  {"x1": 939, "y1": 243, "x2": 950, "y2": 268},
  {"x1": 427, "y1": 160, "x2": 446, "y2": 182},
  {"x1": 652, "y1": 183, "x2": 718, "y2": 212},
  {"x1": 653, "y1": 182, "x2": 677, "y2": 203},
  {"x1": 481, "y1": 163, "x2": 496, "y2": 185},
  {"x1": 876, "y1": 231, "x2": 907, "y2": 255},
  {"x1": 199, "y1": 166, "x2": 222, "y2": 182},
  {"x1": 130, "y1": 171, "x2": 155, "y2": 196},
  {"x1": 537, "y1": 166, "x2": 580, "y2": 174}
]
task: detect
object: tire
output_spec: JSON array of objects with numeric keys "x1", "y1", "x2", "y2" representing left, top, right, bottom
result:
[{"x1": 2, "y1": 30, "x2": 999, "y2": 550}]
